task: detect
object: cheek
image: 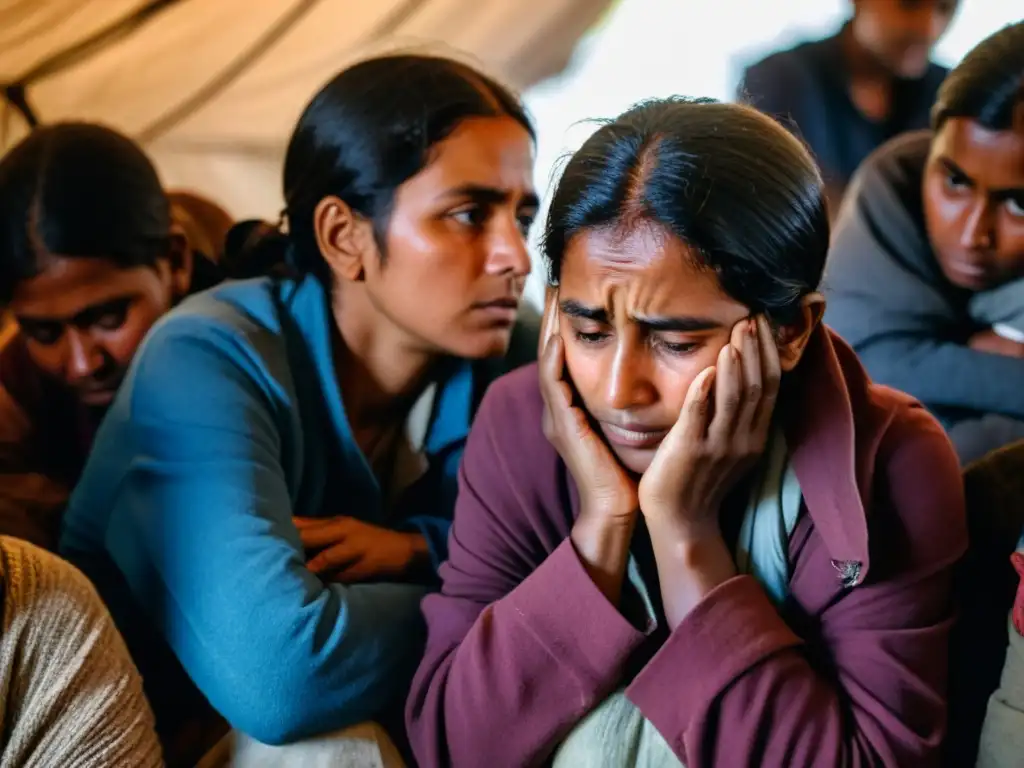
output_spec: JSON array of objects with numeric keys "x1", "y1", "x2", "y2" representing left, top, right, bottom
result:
[
  {"x1": 924, "y1": 182, "x2": 966, "y2": 239},
  {"x1": 561, "y1": 332, "x2": 605, "y2": 400},
  {"x1": 103, "y1": 301, "x2": 167, "y2": 366},
  {"x1": 24, "y1": 343, "x2": 63, "y2": 377},
  {"x1": 654, "y1": 343, "x2": 725, "y2": 411},
  {"x1": 378, "y1": 223, "x2": 483, "y2": 312},
  {"x1": 999, "y1": 217, "x2": 1024, "y2": 253}
]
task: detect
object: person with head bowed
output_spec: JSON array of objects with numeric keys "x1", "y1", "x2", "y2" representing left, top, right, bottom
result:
[
  {"x1": 824, "y1": 21, "x2": 1024, "y2": 466},
  {"x1": 406, "y1": 97, "x2": 966, "y2": 767},
  {"x1": 58, "y1": 55, "x2": 538, "y2": 762},
  {"x1": 0, "y1": 123, "x2": 223, "y2": 551}
]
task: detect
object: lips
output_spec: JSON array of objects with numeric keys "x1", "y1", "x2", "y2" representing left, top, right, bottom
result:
[
  {"x1": 472, "y1": 297, "x2": 519, "y2": 310},
  {"x1": 601, "y1": 422, "x2": 669, "y2": 449},
  {"x1": 470, "y1": 297, "x2": 520, "y2": 323},
  {"x1": 78, "y1": 387, "x2": 117, "y2": 407},
  {"x1": 946, "y1": 258, "x2": 993, "y2": 289}
]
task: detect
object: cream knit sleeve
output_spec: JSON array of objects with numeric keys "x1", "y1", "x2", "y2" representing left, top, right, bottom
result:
[{"x1": 0, "y1": 536, "x2": 163, "y2": 767}]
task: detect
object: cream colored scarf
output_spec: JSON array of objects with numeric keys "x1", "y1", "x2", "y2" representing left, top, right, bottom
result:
[{"x1": 552, "y1": 429, "x2": 802, "y2": 768}]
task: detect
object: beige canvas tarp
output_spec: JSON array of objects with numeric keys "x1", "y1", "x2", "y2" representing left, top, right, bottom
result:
[{"x1": 0, "y1": 0, "x2": 612, "y2": 218}]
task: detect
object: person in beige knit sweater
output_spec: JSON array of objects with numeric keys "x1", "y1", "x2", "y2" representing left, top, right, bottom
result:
[{"x1": 0, "y1": 535, "x2": 162, "y2": 767}]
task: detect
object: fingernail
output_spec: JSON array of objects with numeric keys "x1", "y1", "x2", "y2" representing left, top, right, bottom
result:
[{"x1": 748, "y1": 318, "x2": 757, "y2": 336}]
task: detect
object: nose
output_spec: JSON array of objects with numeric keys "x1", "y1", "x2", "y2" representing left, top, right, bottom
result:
[
  {"x1": 903, "y1": 8, "x2": 943, "y2": 43},
  {"x1": 485, "y1": 214, "x2": 532, "y2": 278},
  {"x1": 605, "y1": 336, "x2": 657, "y2": 412},
  {"x1": 960, "y1": 199, "x2": 994, "y2": 251},
  {"x1": 63, "y1": 330, "x2": 104, "y2": 384}
]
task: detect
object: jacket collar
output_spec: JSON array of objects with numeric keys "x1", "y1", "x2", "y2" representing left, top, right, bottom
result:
[{"x1": 784, "y1": 326, "x2": 894, "y2": 585}]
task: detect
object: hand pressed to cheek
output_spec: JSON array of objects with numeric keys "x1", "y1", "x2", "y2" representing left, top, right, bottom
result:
[
  {"x1": 539, "y1": 293, "x2": 638, "y2": 518},
  {"x1": 637, "y1": 315, "x2": 781, "y2": 539}
]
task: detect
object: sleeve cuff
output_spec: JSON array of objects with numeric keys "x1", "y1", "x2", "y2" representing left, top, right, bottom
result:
[
  {"x1": 626, "y1": 575, "x2": 801, "y2": 741},
  {"x1": 502, "y1": 537, "x2": 649, "y2": 695}
]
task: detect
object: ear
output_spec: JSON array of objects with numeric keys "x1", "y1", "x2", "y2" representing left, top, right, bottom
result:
[
  {"x1": 313, "y1": 195, "x2": 378, "y2": 283},
  {"x1": 776, "y1": 293, "x2": 826, "y2": 372},
  {"x1": 166, "y1": 224, "x2": 194, "y2": 299}
]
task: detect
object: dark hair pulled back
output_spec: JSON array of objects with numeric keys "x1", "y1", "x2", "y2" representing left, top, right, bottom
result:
[
  {"x1": 543, "y1": 97, "x2": 830, "y2": 325},
  {"x1": 222, "y1": 54, "x2": 534, "y2": 281},
  {"x1": 0, "y1": 122, "x2": 171, "y2": 304}
]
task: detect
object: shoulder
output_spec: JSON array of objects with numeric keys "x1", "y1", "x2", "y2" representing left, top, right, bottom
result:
[
  {"x1": 828, "y1": 132, "x2": 932, "y2": 275},
  {"x1": 743, "y1": 38, "x2": 823, "y2": 85},
  {"x1": 132, "y1": 279, "x2": 293, "y2": 392},
  {"x1": 465, "y1": 362, "x2": 562, "y2": 490},
  {"x1": 472, "y1": 362, "x2": 545, "y2": 446},
  {"x1": 117, "y1": 280, "x2": 298, "y2": 432},
  {"x1": 869, "y1": 383, "x2": 965, "y2": 559},
  {"x1": 830, "y1": 334, "x2": 964, "y2": 553},
  {"x1": 1, "y1": 535, "x2": 111, "y2": 627},
  {"x1": 848, "y1": 131, "x2": 931, "y2": 203}
]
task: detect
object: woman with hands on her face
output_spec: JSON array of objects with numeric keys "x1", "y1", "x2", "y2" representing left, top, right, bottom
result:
[{"x1": 407, "y1": 97, "x2": 967, "y2": 768}]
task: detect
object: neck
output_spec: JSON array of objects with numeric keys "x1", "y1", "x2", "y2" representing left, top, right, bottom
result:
[
  {"x1": 842, "y1": 23, "x2": 893, "y2": 83},
  {"x1": 331, "y1": 285, "x2": 437, "y2": 429},
  {"x1": 842, "y1": 24, "x2": 895, "y2": 122}
]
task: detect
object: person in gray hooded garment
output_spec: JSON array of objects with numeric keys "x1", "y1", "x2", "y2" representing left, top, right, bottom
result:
[{"x1": 823, "y1": 21, "x2": 1024, "y2": 465}]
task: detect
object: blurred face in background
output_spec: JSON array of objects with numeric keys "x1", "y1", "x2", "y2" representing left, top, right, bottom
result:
[{"x1": 852, "y1": 0, "x2": 958, "y2": 78}]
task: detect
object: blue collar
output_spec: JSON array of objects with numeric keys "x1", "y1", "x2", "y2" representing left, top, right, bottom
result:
[{"x1": 283, "y1": 275, "x2": 474, "y2": 464}]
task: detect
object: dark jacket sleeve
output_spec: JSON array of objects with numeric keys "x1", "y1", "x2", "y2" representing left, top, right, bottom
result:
[
  {"x1": 626, "y1": 404, "x2": 965, "y2": 766},
  {"x1": 824, "y1": 141, "x2": 1024, "y2": 420}
]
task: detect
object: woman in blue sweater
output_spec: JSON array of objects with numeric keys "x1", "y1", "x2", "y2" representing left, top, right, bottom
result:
[{"x1": 59, "y1": 54, "x2": 539, "y2": 761}]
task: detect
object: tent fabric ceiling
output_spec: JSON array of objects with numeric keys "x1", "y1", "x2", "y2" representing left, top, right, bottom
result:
[{"x1": 0, "y1": 0, "x2": 612, "y2": 218}]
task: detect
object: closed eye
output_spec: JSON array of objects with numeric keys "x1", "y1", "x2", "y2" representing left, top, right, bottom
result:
[
  {"x1": 574, "y1": 330, "x2": 608, "y2": 345},
  {"x1": 19, "y1": 319, "x2": 63, "y2": 346},
  {"x1": 656, "y1": 339, "x2": 700, "y2": 356}
]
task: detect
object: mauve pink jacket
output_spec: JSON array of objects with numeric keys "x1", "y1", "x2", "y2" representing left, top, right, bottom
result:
[{"x1": 406, "y1": 328, "x2": 967, "y2": 767}]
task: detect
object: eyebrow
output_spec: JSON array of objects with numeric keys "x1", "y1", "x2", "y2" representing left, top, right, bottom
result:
[
  {"x1": 441, "y1": 183, "x2": 540, "y2": 210},
  {"x1": 939, "y1": 158, "x2": 974, "y2": 185},
  {"x1": 559, "y1": 299, "x2": 723, "y2": 332},
  {"x1": 939, "y1": 157, "x2": 1024, "y2": 197},
  {"x1": 16, "y1": 295, "x2": 132, "y2": 326}
]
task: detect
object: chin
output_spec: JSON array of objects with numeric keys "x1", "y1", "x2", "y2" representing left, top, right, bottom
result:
[
  {"x1": 448, "y1": 330, "x2": 514, "y2": 361},
  {"x1": 609, "y1": 444, "x2": 657, "y2": 477},
  {"x1": 892, "y1": 53, "x2": 930, "y2": 80}
]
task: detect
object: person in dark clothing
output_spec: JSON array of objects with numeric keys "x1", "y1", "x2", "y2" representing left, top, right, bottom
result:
[
  {"x1": 738, "y1": 0, "x2": 957, "y2": 211},
  {"x1": 0, "y1": 123, "x2": 224, "y2": 551},
  {"x1": 823, "y1": 21, "x2": 1024, "y2": 466}
]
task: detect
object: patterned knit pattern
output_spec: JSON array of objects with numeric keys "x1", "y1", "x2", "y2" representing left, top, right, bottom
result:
[{"x1": 0, "y1": 536, "x2": 163, "y2": 767}]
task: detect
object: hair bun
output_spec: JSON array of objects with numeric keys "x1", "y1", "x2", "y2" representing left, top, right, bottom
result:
[{"x1": 221, "y1": 219, "x2": 291, "y2": 279}]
